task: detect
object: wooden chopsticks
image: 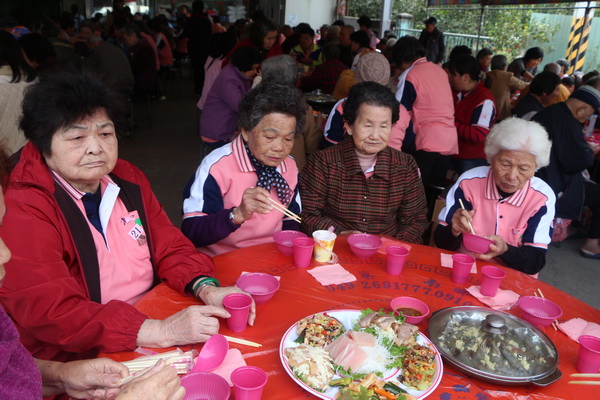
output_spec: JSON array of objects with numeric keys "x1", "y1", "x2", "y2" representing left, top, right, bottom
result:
[
  {"x1": 458, "y1": 199, "x2": 475, "y2": 234},
  {"x1": 223, "y1": 335, "x2": 262, "y2": 347},
  {"x1": 534, "y1": 288, "x2": 558, "y2": 330},
  {"x1": 268, "y1": 198, "x2": 301, "y2": 223},
  {"x1": 569, "y1": 373, "x2": 600, "y2": 385}
]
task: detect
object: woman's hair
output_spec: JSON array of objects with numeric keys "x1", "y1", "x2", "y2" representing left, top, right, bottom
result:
[
  {"x1": 523, "y1": 46, "x2": 544, "y2": 62},
  {"x1": 18, "y1": 33, "x2": 56, "y2": 66},
  {"x1": 448, "y1": 55, "x2": 480, "y2": 81},
  {"x1": 391, "y1": 36, "x2": 426, "y2": 65},
  {"x1": 238, "y1": 82, "x2": 307, "y2": 137},
  {"x1": 0, "y1": 30, "x2": 35, "y2": 83},
  {"x1": 208, "y1": 31, "x2": 236, "y2": 59},
  {"x1": 343, "y1": 81, "x2": 399, "y2": 126},
  {"x1": 476, "y1": 47, "x2": 493, "y2": 60},
  {"x1": 490, "y1": 54, "x2": 507, "y2": 71},
  {"x1": 248, "y1": 18, "x2": 278, "y2": 49},
  {"x1": 484, "y1": 117, "x2": 551, "y2": 169},
  {"x1": 19, "y1": 67, "x2": 129, "y2": 156},
  {"x1": 260, "y1": 55, "x2": 297, "y2": 86},
  {"x1": 448, "y1": 45, "x2": 473, "y2": 61},
  {"x1": 349, "y1": 30, "x2": 370, "y2": 49},
  {"x1": 529, "y1": 71, "x2": 561, "y2": 96},
  {"x1": 230, "y1": 46, "x2": 261, "y2": 72}
]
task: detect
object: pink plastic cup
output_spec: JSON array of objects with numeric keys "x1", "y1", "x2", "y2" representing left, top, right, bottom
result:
[
  {"x1": 222, "y1": 293, "x2": 252, "y2": 332},
  {"x1": 479, "y1": 265, "x2": 506, "y2": 297},
  {"x1": 231, "y1": 366, "x2": 268, "y2": 400},
  {"x1": 451, "y1": 254, "x2": 475, "y2": 284},
  {"x1": 386, "y1": 246, "x2": 409, "y2": 276},
  {"x1": 577, "y1": 335, "x2": 600, "y2": 373},
  {"x1": 293, "y1": 237, "x2": 314, "y2": 268}
]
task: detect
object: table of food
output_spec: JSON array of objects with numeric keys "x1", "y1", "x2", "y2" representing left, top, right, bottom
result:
[{"x1": 103, "y1": 235, "x2": 600, "y2": 400}]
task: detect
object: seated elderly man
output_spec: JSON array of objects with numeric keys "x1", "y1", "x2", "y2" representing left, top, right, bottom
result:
[
  {"x1": 183, "y1": 82, "x2": 306, "y2": 256},
  {"x1": 435, "y1": 118, "x2": 556, "y2": 275},
  {"x1": 300, "y1": 81, "x2": 428, "y2": 243}
]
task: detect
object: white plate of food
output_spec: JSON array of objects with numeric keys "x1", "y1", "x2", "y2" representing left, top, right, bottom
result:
[{"x1": 279, "y1": 309, "x2": 443, "y2": 400}]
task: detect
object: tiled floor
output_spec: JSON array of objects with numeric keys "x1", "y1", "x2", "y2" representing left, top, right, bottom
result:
[{"x1": 118, "y1": 76, "x2": 599, "y2": 311}]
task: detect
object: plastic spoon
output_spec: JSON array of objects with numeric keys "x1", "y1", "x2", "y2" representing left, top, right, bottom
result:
[{"x1": 191, "y1": 334, "x2": 229, "y2": 372}]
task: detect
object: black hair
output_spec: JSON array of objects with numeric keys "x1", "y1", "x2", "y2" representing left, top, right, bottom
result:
[
  {"x1": 357, "y1": 16, "x2": 372, "y2": 29},
  {"x1": 191, "y1": 0, "x2": 205, "y2": 14},
  {"x1": 230, "y1": 46, "x2": 261, "y2": 72},
  {"x1": 391, "y1": 36, "x2": 426, "y2": 65},
  {"x1": 523, "y1": 47, "x2": 544, "y2": 62},
  {"x1": 208, "y1": 31, "x2": 236, "y2": 59},
  {"x1": 248, "y1": 18, "x2": 278, "y2": 50},
  {"x1": 449, "y1": 45, "x2": 472, "y2": 61},
  {"x1": 529, "y1": 71, "x2": 560, "y2": 96},
  {"x1": 238, "y1": 82, "x2": 307, "y2": 136},
  {"x1": 297, "y1": 24, "x2": 315, "y2": 38},
  {"x1": 561, "y1": 76, "x2": 575, "y2": 87},
  {"x1": 18, "y1": 33, "x2": 56, "y2": 66},
  {"x1": 19, "y1": 66, "x2": 129, "y2": 155},
  {"x1": 323, "y1": 44, "x2": 340, "y2": 60},
  {"x1": 350, "y1": 30, "x2": 370, "y2": 49},
  {"x1": 582, "y1": 70, "x2": 600, "y2": 84},
  {"x1": 448, "y1": 55, "x2": 480, "y2": 81},
  {"x1": 556, "y1": 58, "x2": 569, "y2": 72},
  {"x1": 343, "y1": 81, "x2": 399, "y2": 126},
  {"x1": 0, "y1": 30, "x2": 35, "y2": 83},
  {"x1": 121, "y1": 22, "x2": 141, "y2": 38},
  {"x1": 332, "y1": 20, "x2": 345, "y2": 27},
  {"x1": 476, "y1": 48, "x2": 493, "y2": 60},
  {"x1": 586, "y1": 76, "x2": 600, "y2": 90},
  {"x1": 490, "y1": 54, "x2": 507, "y2": 71}
]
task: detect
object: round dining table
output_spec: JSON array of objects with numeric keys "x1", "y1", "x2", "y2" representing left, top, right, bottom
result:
[{"x1": 104, "y1": 235, "x2": 600, "y2": 400}]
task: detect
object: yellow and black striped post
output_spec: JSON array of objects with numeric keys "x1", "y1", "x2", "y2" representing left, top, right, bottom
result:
[{"x1": 565, "y1": 6, "x2": 594, "y2": 75}]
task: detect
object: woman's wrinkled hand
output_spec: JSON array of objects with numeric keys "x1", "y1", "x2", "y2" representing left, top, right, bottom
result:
[
  {"x1": 451, "y1": 209, "x2": 475, "y2": 237},
  {"x1": 53, "y1": 358, "x2": 128, "y2": 399},
  {"x1": 234, "y1": 187, "x2": 273, "y2": 224},
  {"x1": 116, "y1": 360, "x2": 184, "y2": 400},
  {"x1": 200, "y1": 286, "x2": 256, "y2": 326},
  {"x1": 475, "y1": 235, "x2": 508, "y2": 260}
]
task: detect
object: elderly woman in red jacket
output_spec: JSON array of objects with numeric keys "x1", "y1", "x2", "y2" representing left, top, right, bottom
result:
[{"x1": 0, "y1": 67, "x2": 254, "y2": 363}]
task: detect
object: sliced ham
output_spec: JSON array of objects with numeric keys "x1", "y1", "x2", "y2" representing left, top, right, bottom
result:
[
  {"x1": 348, "y1": 330, "x2": 376, "y2": 347},
  {"x1": 393, "y1": 323, "x2": 419, "y2": 346}
]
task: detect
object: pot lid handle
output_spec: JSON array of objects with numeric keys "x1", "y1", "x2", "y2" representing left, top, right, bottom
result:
[{"x1": 482, "y1": 314, "x2": 508, "y2": 334}]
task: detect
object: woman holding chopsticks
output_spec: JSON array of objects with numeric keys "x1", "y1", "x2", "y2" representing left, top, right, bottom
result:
[
  {"x1": 435, "y1": 118, "x2": 555, "y2": 275},
  {"x1": 183, "y1": 82, "x2": 306, "y2": 256}
]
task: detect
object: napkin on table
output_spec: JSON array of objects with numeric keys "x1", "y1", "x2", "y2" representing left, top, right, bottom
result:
[
  {"x1": 557, "y1": 318, "x2": 600, "y2": 342},
  {"x1": 466, "y1": 286, "x2": 520, "y2": 311},
  {"x1": 440, "y1": 253, "x2": 477, "y2": 274},
  {"x1": 376, "y1": 238, "x2": 413, "y2": 255},
  {"x1": 207, "y1": 348, "x2": 247, "y2": 386},
  {"x1": 307, "y1": 263, "x2": 357, "y2": 286}
]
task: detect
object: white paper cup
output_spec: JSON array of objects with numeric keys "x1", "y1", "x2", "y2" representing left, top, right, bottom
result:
[{"x1": 312, "y1": 230, "x2": 336, "y2": 262}]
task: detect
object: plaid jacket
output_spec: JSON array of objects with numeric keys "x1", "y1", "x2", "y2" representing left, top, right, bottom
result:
[{"x1": 300, "y1": 137, "x2": 428, "y2": 243}]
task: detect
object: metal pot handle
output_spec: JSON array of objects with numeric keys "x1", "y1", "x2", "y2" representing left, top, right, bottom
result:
[{"x1": 531, "y1": 369, "x2": 562, "y2": 387}]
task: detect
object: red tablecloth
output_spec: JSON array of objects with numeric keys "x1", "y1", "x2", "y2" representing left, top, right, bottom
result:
[{"x1": 103, "y1": 237, "x2": 600, "y2": 400}]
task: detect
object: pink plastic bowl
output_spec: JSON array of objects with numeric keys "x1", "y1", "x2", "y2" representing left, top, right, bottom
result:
[
  {"x1": 181, "y1": 372, "x2": 230, "y2": 400},
  {"x1": 273, "y1": 231, "x2": 308, "y2": 256},
  {"x1": 235, "y1": 273, "x2": 280, "y2": 304},
  {"x1": 390, "y1": 296, "x2": 430, "y2": 324},
  {"x1": 518, "y1": 296, "x2": 563, "y2": 327},
  {"x1": 462, "y1": 232, "x2": 494, "y2": 254},
  {"x1": 348, "y1": 234, "x2": 383, "y2": 257}
]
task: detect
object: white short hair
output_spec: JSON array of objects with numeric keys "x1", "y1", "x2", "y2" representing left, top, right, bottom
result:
[{"x1": 484, "y1": 117, "x2": 552, "y2": 170}]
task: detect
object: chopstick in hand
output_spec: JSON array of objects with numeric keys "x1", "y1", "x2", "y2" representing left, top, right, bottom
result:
[
  {"x1": 268, "y1": 197, "x2": 301, "y2": 223},
  {"x1": 534, "y1": 289, "x2": 558, "y2": 330},
  {"x1": 458, "y1": 199, "x2": 475, "y2": 235}
]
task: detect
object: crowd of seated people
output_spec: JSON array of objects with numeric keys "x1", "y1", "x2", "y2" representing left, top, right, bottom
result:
[{"x1": 3, "y1": 7, "x2": 600, "y2": 397}]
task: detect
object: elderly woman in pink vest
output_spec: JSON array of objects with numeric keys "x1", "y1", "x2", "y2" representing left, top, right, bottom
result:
[
  {"x1": 183, "y1": 82, "x2": 306, "y2": 256},
  {"x1": 434, "y1": 118, "x2": 556, "y2": 275}
]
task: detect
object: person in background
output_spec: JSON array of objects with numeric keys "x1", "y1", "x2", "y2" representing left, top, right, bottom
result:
[
  {"x1": 0, "y1": 30, "x2": 35, "y2": 155},
  {"x1": 85, "y1": 34, "x2": 135, "y2": 99},
  {"x1": 332, "y1": 50, "x2": 390, "y2": 102},
  {"x1": 183, "y1": 0, "x2": 212, "y2": 95},
  {"x1": 508, "y1": 46, "x2": 543, "y2": 82},
  {"x1": 300, "y1": 81, "x2": 428, "y2": 242},
  {"x1": 211, "y1": 15, "x2": 227, "y2": 33},
  {"x1": 448, "y1": 55, "x2": 497, "y2": 175},
  {"x1": 183, "y1": 83, "x2": 306, "y2": 256},
  {"x1": 562, "y1": 76, "x2": 575, "y2": 94},
  {"x1": 225, "y1": 18, "x2": 282, "y2": 64},
  {"x1": 300, "y1": 44, "x2": 348, "y2": 95},
  {"x1": 349, "y1": 30, "x2": 371, "y2": 70},
  {"x1": 512, "y1": 71, "x2": 560, "y2": 120},
  {"x1": 337, "y1": 24, "x2": 355, "y2": 68},
  {"x1": 435, "y1": 118, "x2": 555, "y2": 275},
  {"x1": 289, "y1": 24, "x2": 323, "y2": 73},
  {"x1": 476, "y1": 48, "x2": 493, "y2": 72},
  {"x1": 200, "y1": 46, "x2": 261, "y2": 152},
  {"x1": 541, "y1": 62, "x2": 571, "y2": 105},
  {"x1": 121, "y1": 22, "x2": 157, "y2": 97},
  {"x1": 534, "y1": 83, "x2": 600, "y2": 259},
  {"x1": 18, "y1": 33, "x2": 58, "y2": 73},
  {"x1": 0, "y1": 67, "x2": 252, "y2": 364},
  {"x1": 317, "y1": 24, "x2": 330, "y2": 46},
  {"x1": 487, "y1": 54, "x2": 529, "y2": 121},
  {"x1": 197, "y1": 31, "x2": 236, "y2": 111},
  {"x1": 418, "y1": 16, "x2": 445, "y2": 65},
  {"x1": 556, "y1": 58, "x2": 570, "y2": 78},
  {"x1": 357, "y1": 15, "x2": 378, "y2": 49}
]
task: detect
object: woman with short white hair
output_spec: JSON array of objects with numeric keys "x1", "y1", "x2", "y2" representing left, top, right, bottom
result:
[{"x1": 435, "y1": 118, "x2": 556, "y2": 275}]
